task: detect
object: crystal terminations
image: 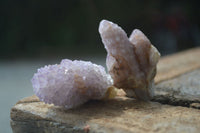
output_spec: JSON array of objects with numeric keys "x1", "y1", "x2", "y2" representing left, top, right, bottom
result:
[{"x1": 99, "y1": 20, "x2": 160, "y2": 100}]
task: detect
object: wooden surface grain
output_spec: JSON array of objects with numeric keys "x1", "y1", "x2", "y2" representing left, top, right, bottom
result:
[
  {"x1": 155, "y1": 47, "x2": 200, "y2": 83},
  {"x1": 11, "y1": 96, "x2": 200, "y2": 133}
]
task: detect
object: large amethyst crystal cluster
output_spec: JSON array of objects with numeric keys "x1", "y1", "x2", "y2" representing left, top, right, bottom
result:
[
  {"x1": 31, "y1": 20, "x2": 160, "y2": 109},
  {"x1": 32, "y1": 59, "x2": 113, "y2": 109}
]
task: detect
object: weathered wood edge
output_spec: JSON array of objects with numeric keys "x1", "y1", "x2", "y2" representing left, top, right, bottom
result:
[{"x1": 155, "y1": 47, "x2": 200, "y2": 83}]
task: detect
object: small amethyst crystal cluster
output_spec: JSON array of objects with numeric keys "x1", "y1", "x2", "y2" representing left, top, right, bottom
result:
[
  {"x1": 31, "y1": 20, "x2": 160, "y2": 109},
  {"x1": 99, "y1": 20, "x2": 160, "y2": 100}
]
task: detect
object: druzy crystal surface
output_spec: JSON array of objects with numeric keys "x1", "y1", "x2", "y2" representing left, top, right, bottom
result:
[
  {"x1": 31, "y1": 59, "x2": 112, "y2": 109},
  {"x1": 99, "y1": 20, "x2": 160, "y2": 100}
]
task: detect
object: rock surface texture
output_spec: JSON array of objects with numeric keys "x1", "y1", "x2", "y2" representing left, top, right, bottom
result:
[
  {"x1": 99, "y1": 20, "x2": 160, "y2": 100},
  {"x1": 31, "y1": 59, "x2": 113, "y2": 109},
  {"x1": 11, "y1": 95, "x2": 200, "y2": 133},
  {"x1": 152, "y1": 47, "x2": 200, "y2": 107},
  {"x1": 11, "y1": 47, "x2": 200, "y2": 133},
  {"x1": 154, "y1": 69, "x2": 200, "y2": 107}
]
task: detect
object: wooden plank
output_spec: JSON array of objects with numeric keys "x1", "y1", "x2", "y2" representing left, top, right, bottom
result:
[
  {"x1": 155, "y1": 47, "x2": 200, "y2": 83},
  {"x1": 11, "y1": 96, "x2": 200, "y2": 133}
]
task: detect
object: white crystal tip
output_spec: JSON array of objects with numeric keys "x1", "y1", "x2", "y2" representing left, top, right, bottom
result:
[
  {"x1": 99, "y1": 19, "x2": 113, "y2": 34},
  {"x1": 132, "y1": 29, "x2": 143, "y2": 36},
  {"x1": 130, "y1": 29, "x2": 150, "y2": 43}
]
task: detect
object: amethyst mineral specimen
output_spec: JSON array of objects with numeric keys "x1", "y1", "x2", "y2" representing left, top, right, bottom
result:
[
  {"x1": 31, "y1": 20, "x2": 160, "y2": 109},
  {"x1": 31, "y1": 59, "x2": 113, "y2": 109},
  {"x1": 99, "y1": 20, "x2": 160, "y2": 100}
]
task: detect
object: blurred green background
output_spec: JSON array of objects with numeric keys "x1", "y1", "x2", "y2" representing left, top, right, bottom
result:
[
  {"x1": 1, "y1": 0, "x2": 199, "y2": 59},
  {"x1": 0, "y1": 0, "x2": 200, "y2": 132}
]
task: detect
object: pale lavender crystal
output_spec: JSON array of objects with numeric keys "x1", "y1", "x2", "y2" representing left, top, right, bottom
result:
[
  {"x1": 99, "y1": 20, "x2": 160, "y2": 100},
  {"x1": 31, "y1": 59, "x2": 112, "y2": 109}
]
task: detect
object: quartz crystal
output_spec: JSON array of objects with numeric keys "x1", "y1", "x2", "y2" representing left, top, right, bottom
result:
[
  {"x1": 31, "y1": 59, "x2": 113, "y2": 109},
  {"x1": 99, "y1": 20, "x2": 160, "y2": 100}
]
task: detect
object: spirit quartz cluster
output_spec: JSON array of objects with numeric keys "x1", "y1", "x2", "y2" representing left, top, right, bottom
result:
[
  {"x1": 32, "y1": 59, "x2": 113, "y2": 109},
  {"x1": 99, "y1": 20, "x2": 160, "y2": 100},
  {"x1": 31, "y1": 20, "x2": 160, "y2": 109}
]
